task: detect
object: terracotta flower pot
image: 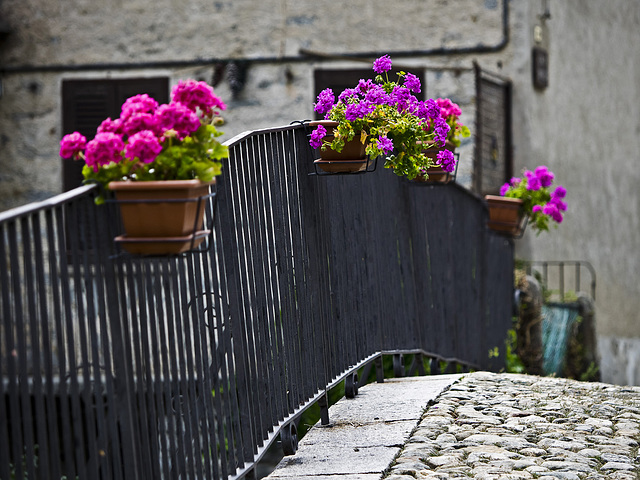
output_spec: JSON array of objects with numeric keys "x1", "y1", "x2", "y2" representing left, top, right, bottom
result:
[
  {"x1": 108, "y1": 179, "x2": 214, "y2": 255},
  {"x1": 310, "y1": 120, "x2": 368, "y2": 173},
  {"x1": 485, "y1": 195, "x2": 525, "y2": 236}
]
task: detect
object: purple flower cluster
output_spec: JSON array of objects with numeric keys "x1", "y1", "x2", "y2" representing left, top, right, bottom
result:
[
  {"x1": 314, "y1": 88, "x2": 335, "y2": 115},
  {"x1": 373, "y1": 54, "x2": 392, "y2": 74},
  {"x1": 309, "y1": 124, "x2": 327, "y2": 149},
  {"x1": 437, "y1": 149, "x2": 456, "y2": 173},
  {"x1": 308, "y1": 55, "x2": 449, "y2": 153},
  {"x1": 376, "y1": 135, "x2": 394, "y2": 155},
  {"x1": 500, "y1": 166, "x2": 567, "y2": 225},
  {"x1": 60, "y1": 80, "x2": 226, "y2": 171}
]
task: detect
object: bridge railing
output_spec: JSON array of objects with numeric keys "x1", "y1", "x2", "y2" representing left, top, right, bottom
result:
[{"x1": 0, "y1": 123, "x2": 513, "y2": 480}]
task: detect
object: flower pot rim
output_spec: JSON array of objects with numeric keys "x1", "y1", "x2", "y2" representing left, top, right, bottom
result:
[
  {"x1": 485, "y1": 195, "x2": 523, "y2": 205},
  {"x1": 309, "y1": 120, "x2": 338, "y2": 128},
  {"x1": 108, "y1": 179, "x2": 216, "y2": 191}
]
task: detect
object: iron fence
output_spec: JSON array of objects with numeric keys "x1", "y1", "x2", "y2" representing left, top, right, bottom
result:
[{"x1": 0, "y1": 123, "x2": 514, "y2": 479}]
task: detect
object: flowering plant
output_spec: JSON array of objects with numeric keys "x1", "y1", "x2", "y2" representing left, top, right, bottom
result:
[
  {"x1": 500, "y1": 166, "x2": 567, "y2": 233},
  {"x1": 310, "y1": 55, "x2": 456, "y2": 180},
  {"x1": 433, "y1": 98, "x2": 471, "y2": 148},
  {"x1": 59, "y1": 79, "x2": 228, "y2": 201}
]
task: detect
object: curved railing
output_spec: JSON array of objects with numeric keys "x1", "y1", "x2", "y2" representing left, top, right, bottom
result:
[{"x1": 0, "y1": 123, "x2": 513, "y2": 479}]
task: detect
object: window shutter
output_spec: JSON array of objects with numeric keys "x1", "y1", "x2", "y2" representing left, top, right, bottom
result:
[{"x1": 61, "y1": 78, "x2": 169, "y2": 191}]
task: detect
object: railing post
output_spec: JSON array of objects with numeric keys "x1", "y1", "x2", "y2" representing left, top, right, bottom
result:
[{"x1": 318, "y1": 393, "x2": 330, "y2": 426}]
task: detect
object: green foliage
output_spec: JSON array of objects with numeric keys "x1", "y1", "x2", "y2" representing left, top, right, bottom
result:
[
  {"x1": 489, "y1": 328, "x2": 527, "y2": 374},
  {"x1": 504, "y1": 329, "x2": 527, "y2": 373}
]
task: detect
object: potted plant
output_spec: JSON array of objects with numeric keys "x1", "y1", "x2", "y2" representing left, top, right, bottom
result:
[
  {"x1": 418, "y1": 97, "x2": 471, "y2": 183},
  {"x1": 59, "y1": 79, "x2": 229, "y2": 254},
  {"x1": 309, "y1": 55, "x2": 455, "y2": 179},
  {"x1": 486, "y1": 165, "x2": 567, "y2": 236}
]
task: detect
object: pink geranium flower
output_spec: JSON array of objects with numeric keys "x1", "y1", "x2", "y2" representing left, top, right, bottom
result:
[{"x1": 171, "y1": 80, "x2": 226, "y2": 116}]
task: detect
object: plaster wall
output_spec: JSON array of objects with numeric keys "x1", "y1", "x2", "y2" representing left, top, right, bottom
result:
[{"x1": 507, "y1": 0, "x2": 640, "y2": 385}]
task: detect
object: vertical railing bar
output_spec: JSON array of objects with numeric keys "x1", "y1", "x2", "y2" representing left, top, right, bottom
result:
[
  {"x1": 277, "y1": 129, "x2": 306, "y2": 411},
  {"x1": 250, "y1": 132, "x2": 278, "y2": 430},
  {"x1": 41, "y1": 209, "x2": 65, "y2": 479},
  {"x1": 287, "y1": 129, "x2": 315, "y2": 400},
  {"x1": 145, "y1": 258, "x2": 169, "y2": 479},
  {"x1": 77, "y1": 200, "x2": 103, "y2": 478},
  {"x1": 174, "y1": 257, "x2": 199, "y2": 478},
  {"x1": 0, "y1": 225, "x2": 13, "y2": 480},
  {"x1": 268, "y1": 131, "x2": 295, "y2": 424},
  {"x1": 51, "y1": 206, "x2": 78, "y2": 479},
  {"x1": 181, "y1": 254, "x2": 208, "y2": 480},
  {"x1": 241, "y1": 135, "x2": 272, "y2": 445},
  {"x1": 164, "y1": 257, "x2": 190, "y2": 477},
  {"x1": 575, "y1": 263, "x2": 581, "y2": 295},
  {"x1": 230, "y1": 138, "x2": 262, "y2": 461},
  {"x1": 201, "y1": 224, "x2": 234, "y2": 476},
  {"x1": 299, "y1": 127, "x2": 332, "y2": 399},
  {"x1": 17, "y1": 216, "x2": 39, "y2": 480},
  {"x1": 264, "y1": 131, "x2": 289, "y2": 429},
  {"x1": 287, "y1": 128, "x2": 316, "y2": 404},
  {"x1": 260, "y1": 131, "x2": 287, "y2": 425},
  {"x1": 84, "y1": 198, "x2": 113, "y2": 480},
  {"x1": 152, "y1": 257, "x2": 179, "y2": 478},
  {"x1": 111, "y1": 253, "x2": 144, "y2": 480},
  {"x1": 217, "y1": 144, "x2": 252, "y2": 472},
  {"x1": 209, "y1": 221, "x2": 239, "y2": 476},
  {"x1": 0, "y1": 221, "x2": 23, "y2": 480},
  {"x1": 119, "y1": 259, "x2": 153, "y2": 478},
  {"x1": 29, "y1": 212, "x2": 55, "y2": 480},
  {"x1": 75, "y1": 198, "x2": 104, "y2": 478},
  {"x1": 19, "y1": 214, "x2": 49, "y2": 479},
  {"x1": 281, "y1": 129, "x2": 310, "y2": 407},
  {"x1": 57, "y1": 201, "x2": 84, "y2": 479},
  {"x1": 559, "y1": 262, "x2": 565, "y2": 301},
  {"x1": 91, "y1": 203, "x2": 123, "y2": 480},
  {"x1": 250, "y1": 133, "x2": 274, "y2": 444},
  {"x1": 190, "y1": 252, "x2": 221, "y2": 479}
]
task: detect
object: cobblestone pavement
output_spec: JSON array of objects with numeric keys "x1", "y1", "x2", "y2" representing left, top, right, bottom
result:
[{"x1": 384, "y1": 372, "x2": 640, "y2": 480}]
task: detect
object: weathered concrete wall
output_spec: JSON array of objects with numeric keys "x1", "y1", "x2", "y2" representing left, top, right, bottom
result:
[
  {"x1": 506, "y1": 0, "x2": 640, "y2": 386},
  {"x1": 0, "y1": 0, "x2": 503, "y2": 210},
  {"x1": 1, "y1": 0, "x2": 639, "y2": 384}
]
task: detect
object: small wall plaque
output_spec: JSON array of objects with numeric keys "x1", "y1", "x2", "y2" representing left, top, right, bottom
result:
[{"x1": 532, "y1": 47, "x2": 549, "y2": 90}]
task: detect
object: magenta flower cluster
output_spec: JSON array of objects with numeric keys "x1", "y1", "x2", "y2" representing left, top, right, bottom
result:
[
  {"x1": 437, "y1": 150, "x2": 456, "y2": 173},
  {"x1": 501, "y1": 166, "x2": 567, "y2": 226},
  {"x1": 59, "y1": 80, "x2": 226, "y2": 171},
  {"x1": 435, "y1": 98, "x2": 462, "y2": 118}
]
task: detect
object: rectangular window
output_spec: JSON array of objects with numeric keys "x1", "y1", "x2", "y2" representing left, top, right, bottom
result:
[
  {"x1": 61, "y1": 77, "x2": 169, "y2": 191},
  {"x1": 313, "y1": 67, "x2": 426, "y2": 119}
]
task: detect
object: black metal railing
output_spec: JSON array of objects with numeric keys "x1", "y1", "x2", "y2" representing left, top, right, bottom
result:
[
  {"x1": 523, "y1": 260, "x2": 596, "y2": 301},
  {"x1": 0, "y1": 123, "x2": 514, "y2": 480}
]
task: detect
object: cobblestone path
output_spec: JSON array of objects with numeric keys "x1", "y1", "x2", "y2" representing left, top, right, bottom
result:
[{"x1": 385, "y1": 372, "x2": 640, "y2": 480}]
